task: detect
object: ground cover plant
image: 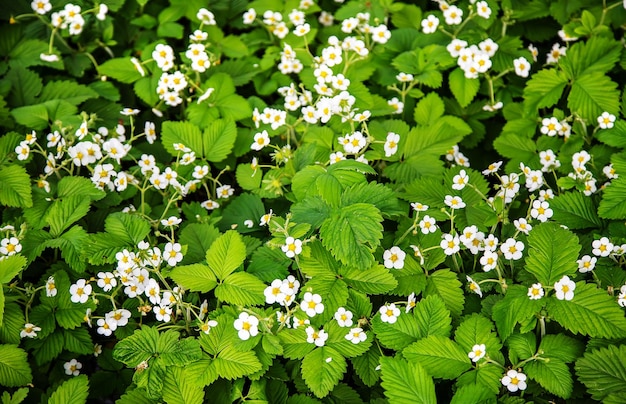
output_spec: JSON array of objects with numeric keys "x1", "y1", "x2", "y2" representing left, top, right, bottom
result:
[{"x1": 1, "y1": 0, "x2": 626, "y2": 402}]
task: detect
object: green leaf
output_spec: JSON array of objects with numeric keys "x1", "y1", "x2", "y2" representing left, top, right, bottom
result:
[
  {"x1": 161, "y1": 121, "x2": 203, "y2": 158},
  {"x1": 506, "y1": 333, "x2": 536, "y2": 362},
  {"x1": 493, "y1": 133, "x2": 536, "y2": 164},
  {"x1": 46, "y1": 196, "x2": 91, "y2": 237},
  {"x1": 340, "y1": 182, "x2": 403, "y2": 217},
  {"x1": 104, "y1": 213, "x2": 151, "y2": 246},
  {"x1": 58, "y1": 176, "x2": 106, "y2": 201},
  {"x1": 179, "y1": 223, "x2": 219, "y2": 264},
  {"x1": 0, "y1": 345, "x2": 32, "y2": 387},
  {"x1": 6, "y1": 67, "x2": 42, "y2": 107},
  {"x1": 113, "y1": 326, "x2": 160, "y2": 367},
  {"x1": 450, "y1": 384, "x2": 496, "y2": 404},
  {"x1": 39, "y1": 80, "x2": 98, "y2": 104},
  {"x1": 63, "y1": 328, "x2": 94, "y2": 355},
  {"x1": 412, "y1": 295, "x2": 452, "y2": 339},
  {"x1": 218, "y1": 193, "x2": 266, "y2": 233},
  {"x1": 599, "y1": 177, "x2": 626, "y2": 219},
  {"x1": 340, "y1": 265, "x2": 397, "y2": 294},
  {"x1": 133, "y1": 358, "x2": 166, "y2": 399},
  {"x1": 424, "y1": 269, "x2": 465, "y2": 317},
  {"x1": 568, "y1": 72, "x2": 620, "y2": 122},
  {"x1": 539, "y1": 334, "x2": 583, "y2": 363},
  {"x1": 414, "y1": 92, "x2": 445, "y2": 126},
  {"x1": 525, "y1": 358, "x2": 572, "y2": 399},
  {"x1": 403, "y1": 335, "x2": 471, "y2": 379},
  {"x1": 0, "y1": 165, "x2": 32, "y2": 208},
  {"x1": 576, "y1": 344, "x2": 626, "y2": 401},
  {"x1": 236, "y1": 162, "x2": 262, "y2": 191},
  {"x1": 49, "y1": 375, "x2": 89, "y2": 404},
  {"x1": 550, "y1": 191, "x2": 602, "y2": 229},
  {"x1": 169, "y1": 264, "x2": 217, "y2": 293},
  {"x1": 454, "y1": 313, "x2": 502, "y2": 355},
  {"x1": 203, "y1": 119, "x2": 237, "y2": 162},
  {"x1": 1, "y1": 387, "x2": 29, "y2": 404},
  {"x1": 372, "y1": 308, "x2": 421, "y2": 351},
  {"x1": 27, "y1": 330, "x2": 64, "y2": 366},
  {"x1": 449, "y1": 68, "x2": 480, "y2": 108},
  {"x1": 455, "y1": 363, "x2": 502, "y2": 394},
  {"x1": 320, "y1": 203, "x2": 383, "y2": 269},
  {"x1": 524, "y1": 222, "x2": 581, "y2": 285},
  {"x1": 380, "y1": 356, "x2": 436, "y2": 404},
  {"x1": 279, "y1": 328, "x2": 315, "y2": 360},
  {"x1": 0, "y1": 303, "x2": 24, "y2": 344},
  {"x1": 214, "y1": 272, "x2": 266, "y2": 306},
  {"x1": 304, "y1": 275, "x2": 349, "y2": 324},
  {"x1": 547, "y1": 282, "x2": 626, "y2": 338},
  {"x1": 350, "y1": 344, "x2": 381, "y2": 387},
  {"x1": 523, "y1": 68, "x2": 568, "y2": 113},
  {"x1": 99, "y1": 58, "x2": 143, "y2": 84},
  {"x1": 0, "y1": 254, "x2": 26, "y2": 284},
  {"x1": 404, "y1": 118, "x2": 472, "y2": 157},
  {"x1": 116, "y1": 388, "x2": 158, "y2": 404},
  {"x1": 206, "y1": 230, "x2": 246, "y2": 280},
  {"x1": 301, "y1": 347, "x2": 346, "y2": 398},
  {"x1": 562, "y1": 36, "x2": 621, "y2": 78},
  {"x1": 214, "y1": 345, "x2": 263, "y2": 380},
  {"x1": 492, "y1": 285, "x2": 543, "y2": 341},
  {"x1": 162, "y1": 366, "x2": 204, "y2": 404}
]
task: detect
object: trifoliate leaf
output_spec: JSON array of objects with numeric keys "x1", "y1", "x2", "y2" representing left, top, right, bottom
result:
[
  {"x1": 524, "y1": 222, "x2": 581, "y2": 285},
  {"x1": 113, "y1": 326, "x2": 161, "y2": 367},
  {"x1": 506, "y1": 333, "x2": 536, "y2": 363},
  {"x1": 525, "y1": 357, "x2": 573, "y2": 399},
  {"x1": 301, "y1": 347, "x2": 347, "y2": 398},
  {"x1": 561, "y1": 36, "x2": 621, "y2": 78},
  {"x1": 424, "y1": 269, "x2": 465, "y2": 317},
  {"x1": 523, "y1": 68, "x2": 568, "y2": 114},
  {"x1": 550, "y1": 191, "x2": 602, "y2": 229},
  {"x1": 169, "y1": 264, "x2": 217, "y2": 293},
  {"x1": 599, "y1": 177, "x2": 626, "y2": 219},
  {"x1": 203, "y1": 119, "x2": 237, "y2": 162},
  {"x1": 403, "y1": 335, "x2": 471, "y2": 379},
  {"x1": 214, "y1": 271, "x2": 265, "y2": 306},
  {"x1": 568, "y1": 72, "x2": 620, "y2": 122},
  {"x1": 0, "y1": 345, "x2": 32, "y2": 387},
  {"x1": 449, "y1": 68, "x2": 480, "y2": 108},
  {"x1": 380, "y1": 356, "x2": 436, "y2": 404},
  {"x1": 412, "y1": 294, "x2": 452, "y2": 339},
  {"x1": 46, "y1": 196, "x2": 91, "y2": 238},
  {"x1": 214, "y1": 345, "x2": 263, "y2": 380},
  {"x1": 48, "y1": 375, "x2": 89, "y2": 404},
  {"x1": 340, "y1": 264, "x2": 398, "y2": 295},
  {"x1": 320, "y1": 203, "x2": 383, "y2": 270},
  {"x1": 575, "y1": 344, "x2": 626, "y2": 401},
  {"x1": 104, "y1": 213, "x2": 151, "y2": 246},
  {"x1": 0, "y1": 165, "x2": 32, "y2": 208},
  {"x1": 291, "y1": 196, "x2": 332, "y2": 230},
  {"x1": 206, "y1": 230, "x2": 246, "y2": 280},
  {"x1": 547, "y1": 282, "x2": 626, "y2": 338}
]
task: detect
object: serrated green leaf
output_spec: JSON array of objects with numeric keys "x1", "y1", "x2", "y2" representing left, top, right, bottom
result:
[
  {"x1": 169, "y1": 264, "x2": 217, "y2": 293},
  {"x1": 550, "y1": 191, "x2": 602, "y2": 229},
  {"x1": 523, "y1": 68, "x2": 568, "y2": 113},
  {"x1": 113, "y1": 326, "x2": 160, "y2": 367},
  {"x1": 0, "y1": 254, "x2": 26, "y2": 284},
  {"x1": 454, "y1": 313, "x2": 502, "y2": 355},
  {"x1": 568, "y1": 72, "x2": 620, "y2": 122},
  {"x1": 320, "y1": 203, "x2": 383, "y2": 269},
  {"x1": 116, "y1": 388, "x2": 158, "y2": 404},
  {"x1": 455, "y1": 363, "x2": 502, "y2": 394},
  {"x1": 547, "y1": 282, "x2": 626, "y2": 338},
  {"x1": 0, "y1": 303, "x2": 25, "y2": 344},
  {"x1": 491, "y1": 285, "x2": 543, "y2": 341},
  {"x1": 214, "y1": 345, "x2": 262, "y2": 380},
  {"x1": 0, "y1": 165, "x2": 32, "y2": 208},
  {"x1": 506, "y1": 333, "x2": 536, "y2": 362},
  {"x1": 575, "y1": 344, "x2": 626, "y2": 401},
  {"x1": 301, "y1": 347, "x2": 346, "y2": 398},
  {"x1": 279, "y1": 328, "x2": 315, "y2": 360},
  {"x1": 539, "y1": 334, "x2": 584, "y2": 363},
  {"x1": 450, "y1": 384, "x2": 496, "y2": 404},
  {"x1": 6, "y1": 67, "x2": 42, "y2": 107},
  {"x1": 206, "y1": 230, "x2": 246, "y2": 280},
  {"x1": 133, "y1": 357, "x2": 166, "y2": 399},
  {"x1": 179, "y1": 223, "x2": 219, "y2": 264},
  {"x1": 47, "y1": 196, "x2": 91, "y2": 237},
  {"x1": 39, "y1": 80, "x2": 98, "y2": 104},
  {"x1": 412, "y1": 294, "x2": 452, "y2": 339},
  {"x1": 562, "y1": 36, "x2": 621, "y2": 78},
  {"x1": 493, "y1": 133, "x2": 536, "y2": 163},
  {"x1": 372, "y1": 308, "x2": 421, "y2": 351},
  {"x1": 0, "y1": 345, "x2": 32, "y2": 387},
  {"x1": 449, "y1": 68, "x2": 480, "y2": 108},
  {"x1": 58, "y1": 176, "x2": 106, "y2": 200},
  {"x1": 63, "y1": 328, "x2": 93, "y2": 355},
  {"x1": 424, "y1": 269, "x2": 465, "y2": 317},
  {"x1": 340, "y1": 265, "x2": 397, "y2": 294},
  {"x1": 340, "y1": 182, "x2": 403, "y2": 217},
  {"x1": 350, "y1": 343, "x2": 381, "y2": 387},
  {"x1": 305, "y1": 275, "x2": 349, "y2": 324},
  {"x1": 45, "y1": 225, "x2": 89, "y2": 273},
  {"x1": 214, "y1": 272, "x2": 265, "y2": 306},
  {"x1": 218, "y1": 193, "x2": 266, "y2": 234},
  {"x1": 49, "y1": 375, "x2": 89, "y2": 404},
  {"x1": 104, "y1": 213, "x2": 151, "y2": 246},
  {"x1": 414, "y1": 92, "x2": 445, "y2": 126},
  {"x1": 99, "y1": 58, "x2": 143, "y2": 84},
  {"x1": 161, "y1": 121, "x2": 203, "y2": 158},
  {"x1": 404, "y1": 118, "x2": 472, "y2": 157},
  {"x1": 380, "y1": 356, "x2": 436, "y2": 404},
  {"x1": 162, "y1": 367, "x2": 203, "y2": 404},
  {"x1": 524, "y1": 222, "x2": 580, "y2": 285},
  {"x1": 403, "y1": 335, "x2": 471, "y2": 379},
  {"x1": 599, "y1": 177, "x2": 626, "y2": 219},
  {"x1": 203, "y1": 119, "x2": 237, "y2": 162},
  {"x1": 525, "y1": 358, "x2": 572, "y2": 399},
  {"x1": 27, "y1": 329, "x2": 64, "y2": 366},
  {"x1": 236, "y1": 162, "x2": 262, "y2": 191},
  {"x1": 247, "y1": 246, "x2": 291, "y2": 282}
]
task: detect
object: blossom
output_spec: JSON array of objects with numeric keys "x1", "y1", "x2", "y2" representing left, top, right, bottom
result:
[
  {"x1": 501, "y1": 369, "x2": 527, "y2": 392},
  {"x1": 514, "y1": 218, "x2": 532, "y2": 235},
  {"x1": 440, "y1": 233, "x2": 461, "y2": 255},
  {"x1": 527, "y1": 283, "x2": 544, "y2": 300},
  {"x1": 32, "y1": 0, "x2": 52, "y2": 14},
  {"x1": 264, "y1": 279, "x2": 285, "y2": 305},
  {"x1": 466, "y1": 276, "x2": 482, "y2": 297},
  {"x1": 121, "y1": 108, "x2": 140, "y2": 116},
  {"x1": 444, "y1": 195, "x2": 466, "y2": 209},
  {"x1": 216, "y1": 184, "x2": 234, "y2": 199},
  {"x1": 384, "y1": 132, "x2": 400, "y2": 157},
  {"x1": 69, "y1": 279, "x2": 92, "y2": 304},
  {"x1": 97, "y1": 317, "x2": 117, "y2": 336},
  {"x1": 452, "y1": 170, "x2": 469, "y2": 190},
  {"x1": 200, "y1": 319, "x2": 218, "y2": 335},
  {"x1": 243, "y1": 8, "x2": 256, "y2": 24},
  {"x1": 618, "y1": 284, "x2": 626, "y2": 308},
  {"x1": 577, "y1": 255, "x2": 597, "y2": 273},
  {"x1": 482, "y1": 161, "x2": 502, "y2": 175},
  {"x1": 597, "y1": 112, "x2": 616, "y2": 129},
  {"x1": 251, "y1": 130, "x2": 270, "y2": 151},
  {"x1": 540, "y1": 117, "x2": 562, "y2": 136},
  {"x1": 282, "y1": 237, "x2": 303, "y2": 258},
  {"x1": 530, "y1": 200, "x2": 553, "y2": 222},
  {"x1": 513, "y1": 57, "x2": 531, "y2": 78},
  {"x1": 201, "y1": 200, "x2": 220, "y2": 210},
  {"x1": 388, "y1": 97, "x2": 404, "y2": 114},
  {"x1": 306, "y1": 326, "x2": 329, "y2": 347},
  {"x1": 419, "y1": 215, "x2": 437, "y2": 234},
  {"x1": 301, "y1": 292, "x2": 324, "y2": 317},
  {"x1": 383, "y1": 246, "x2": 406, "y2": 269},
  {"x1": 554, "y1": 275, "x2": 576, "y2": 301},
  {"x1": 468, "y1": 344, "x2": 486, "y2": 362},
  {"x1": 443, "y1": 5, "x2": 463, "y2": 25},
  {"x1": 345, "y1": 327, "x2": 367, "y2": 344},
  {"x1": 161, "y1": 216, "x2": 182, "y2": 227},
  {"x1": 480, "y1": 250, "x2": 498, "y2": 272},
  {"x1": 334, "y1": 307, "x2": 353, "y2": 327},
  {"x1": 40, "y1": 53, "x2": 59, "y2": 62},
  {"x1": 64, "y1": 359, "x2": 82, "y2": 376},
  {"x1": 163, "y1": 242, "x2": 183, "y2": 266},
  {"x1": 45, "y1": 276, "x2": 57, "y2": 297},
  {"x1": 96, "y1": 271, "x2": 117, "y2": 292},
  {"x1": 197, "y1": 8, "x2": 216, "y2": 25},
  {"x1": 501, "y1": 238, "x2": 524, "y2": 260},
  {"x1": 234, "y1": 312, "x2": 259, "y2": 340},
  {"x1": 405, "y1": 292, "x2": 417, "y2": 313},
  {"x1": 379, "y1": 303, "x2": 401, "y2": 324},
  {"x1": 20, "y1": 323, "x2": 41, "y2": 338},
  {"x1": 421, "y1": 15, "x2": 439, "y2": 34},
  {"x1": 475, "y1": 1, "x2": 492, "y2": 18},
  {"x1": 0, "y1": 237, "x2": 22, "y2": 256},
  {"x1": 154, "y1": 304, "x2": 172, "y2": 322},
  {"x1": 592, "y1": 237, "x2": 613, "y2": 257},
  {"x1": 96, "y1": 4, "x2": 108, "y2": 20},
  {"x1": 546, "y1": 43, "x2": 566, "y2": 64}
]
